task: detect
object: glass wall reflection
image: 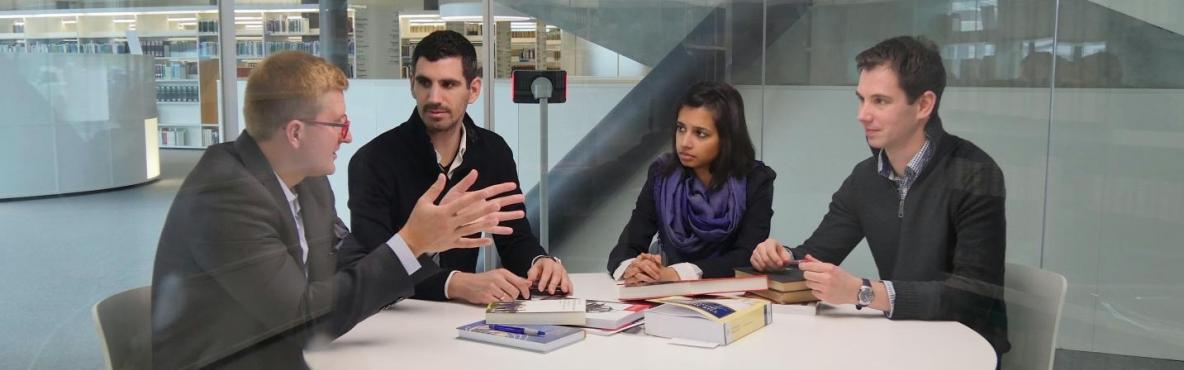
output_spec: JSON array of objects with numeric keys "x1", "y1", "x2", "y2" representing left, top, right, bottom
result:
[
  {"x1": 501, "y1": 0, "x2": 1184, "y2": 363},
  {"x1": 3, "y1": 0, "x2": 1184, "y2": 368}
]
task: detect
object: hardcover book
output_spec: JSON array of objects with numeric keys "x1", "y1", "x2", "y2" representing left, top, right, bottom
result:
[
  {"x1": 456, "y1": 320, "x2": 585, "y2": 353},
  {"x1": 643, "y1": 297, "x2": 772, "y2": 345},
  {"x1": 735, "y1": 266, "x2": 809, "y2": 292},
  {"x1": 485, "y1": 298, "x2": 586, "y2": 326},
  {"x1": 582, "y1": 299, "x2": 650, "y2": 330}
]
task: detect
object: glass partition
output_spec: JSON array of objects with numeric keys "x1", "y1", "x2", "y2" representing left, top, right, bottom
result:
[{"x1": 4, "y1": 0, "x2": 1184, "y2": 367}]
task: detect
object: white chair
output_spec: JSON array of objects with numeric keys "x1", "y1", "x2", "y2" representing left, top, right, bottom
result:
[
  {"x1": 1001, "y1": 263, "x2": 1068, "y2": 370},
  {"x1": 92, "y1": 286, "x2": 151, "y2": 370}
]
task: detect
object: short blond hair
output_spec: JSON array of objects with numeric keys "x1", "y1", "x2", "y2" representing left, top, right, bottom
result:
[{"x1": 243, "y1": 51, "x2": 348, "y2": 140}]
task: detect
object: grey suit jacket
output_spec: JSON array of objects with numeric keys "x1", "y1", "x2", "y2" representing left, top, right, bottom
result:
[{"x1": 151, "y1": 132, "x2": 438, "y2": 369}]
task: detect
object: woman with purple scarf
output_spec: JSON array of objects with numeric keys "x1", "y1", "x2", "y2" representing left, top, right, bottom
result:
[{"x1": 608, "y1": 81, "x2": 776, "y2": 286}]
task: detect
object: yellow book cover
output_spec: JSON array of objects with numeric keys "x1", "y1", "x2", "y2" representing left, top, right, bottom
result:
[{"x1": 645, "y1": 297, "x2": 772, "y2": 345}]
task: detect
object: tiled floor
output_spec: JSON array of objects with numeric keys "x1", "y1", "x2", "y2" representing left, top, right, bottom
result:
[
  {"x1": 1056, "y1": 349, "x2": 1184, "y2": 370},
  {"x1": 0, "y1": 149, "x2": 200, "y2": 370}
]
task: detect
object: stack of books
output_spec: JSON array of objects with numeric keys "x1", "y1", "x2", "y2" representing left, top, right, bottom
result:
[{"x1": 734, "y1": 267, "x2": 819, "y2": 304}]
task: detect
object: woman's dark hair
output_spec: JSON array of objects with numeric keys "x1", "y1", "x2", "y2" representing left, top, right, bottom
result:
[{"x1": 665, "y1": 81, "x2": 756, "y2": 189}]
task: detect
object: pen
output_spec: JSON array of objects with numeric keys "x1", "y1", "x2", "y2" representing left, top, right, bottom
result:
[{"x1": 489, "y1": 324, "x2": 546, "y2": 336}]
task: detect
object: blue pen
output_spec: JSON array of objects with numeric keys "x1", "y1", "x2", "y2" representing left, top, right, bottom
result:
[{"x1": 489, "y1": 324, "x2": 546, "y2": 336}]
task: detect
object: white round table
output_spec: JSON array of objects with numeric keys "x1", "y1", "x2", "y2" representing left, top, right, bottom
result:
[{"x1": 305, "y1": 273, "x2": 996, "y2": 369}]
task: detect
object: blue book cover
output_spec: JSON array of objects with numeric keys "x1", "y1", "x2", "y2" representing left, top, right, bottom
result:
[{"x1": 456, "y1": 320, "x2": 585, "y2": 353}]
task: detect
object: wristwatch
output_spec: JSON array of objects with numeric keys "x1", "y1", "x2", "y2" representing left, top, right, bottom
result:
[{"x1": 856, "y1": 278, "x2": 874, "y2": 310}]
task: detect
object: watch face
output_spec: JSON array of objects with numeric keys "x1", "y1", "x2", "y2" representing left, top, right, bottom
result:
[{"x1": 858, "y1": 286, "x2": 874, "y2": 305}]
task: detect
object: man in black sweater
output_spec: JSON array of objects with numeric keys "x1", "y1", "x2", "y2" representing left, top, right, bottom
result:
[
  {"x1": 750, "y1": 36, "x2": 1010, "y2": 358},
  {"x1": 347, "y1": 30, "x2": 572, "y2": 304}
]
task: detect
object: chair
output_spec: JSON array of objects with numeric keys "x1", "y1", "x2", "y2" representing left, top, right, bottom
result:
[
  {"x1": 1001, "y1": 263, "x2": 1068, "y2": 370},
  {"x1": 92, "y1": 286, "x2": 151, "y2": 370}
]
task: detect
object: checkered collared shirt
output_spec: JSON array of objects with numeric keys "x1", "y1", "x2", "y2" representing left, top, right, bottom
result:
[{"x1": 876, "y1": 139, "x2": 934, "y2": 204}]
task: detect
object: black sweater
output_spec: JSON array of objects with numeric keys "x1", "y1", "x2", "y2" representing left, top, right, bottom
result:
[
  {"x1": 346, "y1": 111, "x2": 545, "y2": 301},
  {"x1": 607, "y1": 157, "x2": 776, "y2": 279},
  {"x1": 791, "y1": 117, "x2": 1010, "y2": 354}
]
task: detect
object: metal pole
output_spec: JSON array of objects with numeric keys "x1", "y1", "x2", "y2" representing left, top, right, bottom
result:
[
  {"x1": 539, "y1": 97, "x2": 548, "y2": 251},
  {"x1": 482, "y1": 0, "x2": 494, "y2": 132},
  {"x1": 481, "y1": 0, "x2": 496, "y2": 270},
  {"x1": 1039, "y1": 0, "x2": 1063, "y2": 269},
  {"x1": 218, "y1": 0, "x2": 239, "y2": 141},
  {"x1": 530, "y1": 76, "x2": 554, "y2": 252},
  {"x1": 318, "y1": 0, "x2": 350, "y2": 77}
]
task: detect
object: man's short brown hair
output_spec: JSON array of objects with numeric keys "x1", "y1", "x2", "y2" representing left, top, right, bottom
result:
[
  {"x1": 243, "y1": 51, "x2": 348, "y2": 140},
  {"x1": 855, "y1": 36, "x2": 946, "y2": 112}
]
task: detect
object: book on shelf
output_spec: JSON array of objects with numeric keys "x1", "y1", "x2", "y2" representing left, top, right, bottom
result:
[
  {"x1": 643, "y1": 296, "x2": 772, "y2": 346},
  {"x1": 160, "y1": 128, "x2": 188, "y2": 147},
  {"x1": 198, "y1": 20, "x2": 218, "y2": 33},
  {"x1": 580, "y1": 299, "x2": 650, "y2": 330},
  {"x1": 201, "y1": 128, "x2": 217, "y2": 146},
  {"x1": 617, "y1": 275, "x2": 767, "y2": 300},
  {"x1": 735, "y1": 266, "x2": 809, "y2": 292},
  {"x1": 156, "y1": 85, "x2": 198, "y2": 102},
  {"x1": 485, "y1": 298, "x2": 585, "y2": 326},
  {"x1": 456, "y1": 320, "x2": 585, "y2": 353},
  {"x1": 265, "y1": 17, "x2": 312, "y2": 34}
]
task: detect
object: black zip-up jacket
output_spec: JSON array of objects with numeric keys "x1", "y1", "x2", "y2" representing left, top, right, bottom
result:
[{"x1": 791, "y1": 116, "x2": 1010, "y2": 355}]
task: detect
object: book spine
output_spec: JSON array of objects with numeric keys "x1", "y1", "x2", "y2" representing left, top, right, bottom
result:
[{"x1": 723, "y1": 303, "x2": 771, "y2": 344}]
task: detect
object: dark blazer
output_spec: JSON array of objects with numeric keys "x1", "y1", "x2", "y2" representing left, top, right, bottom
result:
[
  {"x1": 347, "y1": 110, "x2": 546, "y2": 300},
  {"x1": 607, "y1": 157, "x2": 777, "y2": 278},
  {"x1": 151, "y1": 132, "x2": 438, "y2": 370}
]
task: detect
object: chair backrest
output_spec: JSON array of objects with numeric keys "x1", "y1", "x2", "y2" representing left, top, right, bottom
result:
[
  {"x1": 1001, "y1": 263, "x2": 1068, "y2": 370},
  {"x1": 92, "y1": 286, "x2": 151, "y2": 370}
]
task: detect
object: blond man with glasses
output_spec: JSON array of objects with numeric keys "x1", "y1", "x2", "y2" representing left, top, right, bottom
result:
[{"x1": 151, "y1": 51, "x2": 527, "y2": 369}]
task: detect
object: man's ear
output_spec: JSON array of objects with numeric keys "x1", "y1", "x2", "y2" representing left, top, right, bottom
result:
[
  {"x1": 467, "y1": 76, "x2": 482, "y2": 104},
  {"x1": 283, "y1": 120, "x2": 303, "y2": 148},
  {"x1": 915, "y1": 91, "x2": 937, "y2": 122}
]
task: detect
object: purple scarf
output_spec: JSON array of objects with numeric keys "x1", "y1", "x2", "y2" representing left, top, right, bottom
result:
[{"x1": 653, "y1": 157, "x2": 747, "y2": 256}]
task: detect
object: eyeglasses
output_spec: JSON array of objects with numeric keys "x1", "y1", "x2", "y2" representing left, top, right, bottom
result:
[{"x1": 298, "y1": 115, "x2": 350, "y2": 140}]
